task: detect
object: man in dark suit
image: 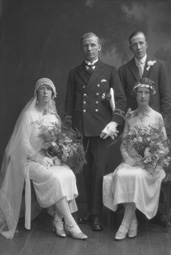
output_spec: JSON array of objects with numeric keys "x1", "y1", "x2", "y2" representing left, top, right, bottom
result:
[
  {"x1": 118, "y1": 31, "x2": 171, "y2": 121},
  {"x1": 65, "y1": 32, "x2": 126, "y2": 231},
  {"x1": 118, "y1": 31, "x2": 171, "y2": 227}
]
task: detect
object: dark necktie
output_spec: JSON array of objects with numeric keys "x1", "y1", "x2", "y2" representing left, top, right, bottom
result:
[{"x1": 85, "y1": 63, "x2": 96, "y2": 75}]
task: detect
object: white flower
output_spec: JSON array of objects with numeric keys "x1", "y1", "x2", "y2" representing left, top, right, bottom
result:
[
  {"x1": 146, "y1": 60, "x2": 156, "y2": 71},
  {"x1": 138, "y1": 137, "x2": 143, "y2": 142}
]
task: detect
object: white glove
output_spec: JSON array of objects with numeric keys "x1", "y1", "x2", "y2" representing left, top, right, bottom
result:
[{"x1": 100, "y1": 121, "x2": 119, "y2": 140}]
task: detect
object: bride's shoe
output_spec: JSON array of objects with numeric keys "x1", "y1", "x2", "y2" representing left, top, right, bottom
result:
[
  {"x1": 128, "y1": 220, "x2": 138, "y2": 238},
  {"x1": 65, "y1": 224, "x2": 88, "y2": 240},
  {"x1": 115, "y1": 224, "x2": 128, "y2": 240},
  {"x1": 52, "y1": 219, "x2": 66, "y2": 238}
]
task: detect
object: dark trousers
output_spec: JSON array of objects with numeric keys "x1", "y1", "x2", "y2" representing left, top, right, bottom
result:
[{"x1": 83, "y1": 136, "x2": 115, "y2": 216}]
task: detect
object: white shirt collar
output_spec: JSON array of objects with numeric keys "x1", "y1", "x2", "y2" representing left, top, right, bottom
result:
[
  {"x1": 85, "y1": 59, "x2": 98, "y2": 66},
  {"x1": 135, "y1": 55, "x2": 147, "y2": 65}
]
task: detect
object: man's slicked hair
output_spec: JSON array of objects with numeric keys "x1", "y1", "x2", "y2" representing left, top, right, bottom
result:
[{"x1": 129, "y1": 31, "x2": 146, "y2": 44}]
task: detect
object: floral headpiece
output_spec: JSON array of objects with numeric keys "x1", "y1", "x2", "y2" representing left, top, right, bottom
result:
[
  {"x1": 34, "y1": 78, "x2": 57, "y2": 98},
  {"x1": 132, "y1": 78, "x2": 156, "y2": 96}
]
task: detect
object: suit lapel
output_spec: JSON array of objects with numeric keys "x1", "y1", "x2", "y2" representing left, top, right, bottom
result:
[
  {"x1": 76, "y1": 60, "x2": 106, "y2": 89},
  {"x1": 77, "y1": 62, "x2": 89, "y2": 85},
  {"x1": 128, "y1": 58, "x2": 140, "y2": 80}
]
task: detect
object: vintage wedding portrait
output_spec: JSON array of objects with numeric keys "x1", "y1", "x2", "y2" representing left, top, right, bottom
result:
[{"x1": 0, "y1": 1, "x2": 171, "y2": 255}]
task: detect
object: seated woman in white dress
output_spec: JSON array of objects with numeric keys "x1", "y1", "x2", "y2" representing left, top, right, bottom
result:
[
  {"x1": 103, "y1": 78, "x2": 169, "y2": 240},
  {"x1": 0, "y1": 78, "x2": 87, "y2": 240}
]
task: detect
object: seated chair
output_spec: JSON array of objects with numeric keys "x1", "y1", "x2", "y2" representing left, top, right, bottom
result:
[
  {"x1": 103, "y1": 172, "x2": 116, "y2": 227},
  {"x1": 161, "y1": 173, "x2": 171, "y2": 231},
  {"x1": 24, "y1": 173, "x2": 42, "y2": 230},
  {"x1": 162, "y1": 136, "x2": 171, "y2": 231}
]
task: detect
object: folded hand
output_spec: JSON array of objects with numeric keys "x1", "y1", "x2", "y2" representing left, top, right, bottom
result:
[
  {"x1": 39, "y1": 156, "x2": 53, "y2": 168},
  {"x1": 125, "y1": 155, "x2": 143, "y2": 167},
  {"x1": 53, "y1": 156, "x2": 61, "y2": 166},
  {"x1": 125, "y1": 157, "x2": 136, "y2": 166}
]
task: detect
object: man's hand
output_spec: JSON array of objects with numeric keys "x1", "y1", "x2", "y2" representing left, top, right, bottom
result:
[{"x1": 100, "y1": 121, "x2": 119, "y2": 140}]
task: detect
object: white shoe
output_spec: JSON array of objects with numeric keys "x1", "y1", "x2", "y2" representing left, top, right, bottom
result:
[
  {"x1": 52, "y1": 219, "x2": 66, "y2": 238},
  {"x1": 65, "y1": 224, "x2": 88, "y2": 240},
  {"x1": 128, "y1": 220, "x2": 138, "y2": 238},
  {"x1": 115, "y1": 224, "x2": 128, "y2": 240}
]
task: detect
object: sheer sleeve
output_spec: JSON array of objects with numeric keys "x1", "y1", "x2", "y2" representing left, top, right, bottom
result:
[
  {"x1": 120, "y1": 118, "x2": 130, "y2": 161},
  {"x1": 21, "y1": 113, "x2": 44, "y2": 163}
]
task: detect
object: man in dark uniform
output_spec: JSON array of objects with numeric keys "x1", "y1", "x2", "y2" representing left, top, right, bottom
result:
[{"x1": 65, "y1": 32, "x2": 126, "y2": 231}]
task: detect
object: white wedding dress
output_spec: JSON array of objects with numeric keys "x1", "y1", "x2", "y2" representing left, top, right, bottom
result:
[
  {"x1": 103, "y1": 109, "x2": 166, "y2": 219},
  {"x1": 0, "y1": 101, "x2": 78, "y2": 239},
  {"x1": 27, "y1": 109, "x2": 78, "y2": 209}
]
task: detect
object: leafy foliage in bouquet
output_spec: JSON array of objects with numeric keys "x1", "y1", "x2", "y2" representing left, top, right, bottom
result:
[
  {"x1": 124, "y1": 125, "x2": 171, "y2": 175},
  {"x1": 39, "y1": 117, "x2": 86, "y2": 174}
]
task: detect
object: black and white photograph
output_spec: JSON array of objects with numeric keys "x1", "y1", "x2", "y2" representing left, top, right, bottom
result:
[{"x1": 0, "y1": 1, "x2": 171, "y2": 254}]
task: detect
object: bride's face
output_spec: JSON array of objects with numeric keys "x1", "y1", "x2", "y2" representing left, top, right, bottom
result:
[
  {"x1": 136, "y1": 86, "x2": 150, "y2": 106},
  {"x1": 37, "y1": 84, "x2": 53, "y2": 104}
]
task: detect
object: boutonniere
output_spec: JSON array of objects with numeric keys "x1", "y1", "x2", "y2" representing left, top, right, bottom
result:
[{"x1": 146, "y1": 60, "x2": 156, "y2": 71}]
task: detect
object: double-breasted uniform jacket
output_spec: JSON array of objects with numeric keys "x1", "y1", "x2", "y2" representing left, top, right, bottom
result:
[
  {"x1": 118, "y1": 56, "x2": 171, "y2": 118},
  {"x1": 65, "y1": 60, "x2": 126, "y2": 137}
]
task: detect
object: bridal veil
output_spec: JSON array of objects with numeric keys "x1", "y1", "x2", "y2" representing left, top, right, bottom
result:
[{"x1": 0, "y1": 78, "x2": 58, "y2": 238}]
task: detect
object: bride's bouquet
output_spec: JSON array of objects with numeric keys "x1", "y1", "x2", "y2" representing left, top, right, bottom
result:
[
  {"x1": 39, "y1": 117, "x2": 86, "y2": 174},
  {"x1": 124, "y1": 125, "x2": 171, "y2": 175}
]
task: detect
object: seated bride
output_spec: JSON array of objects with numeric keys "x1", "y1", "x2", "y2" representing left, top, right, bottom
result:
[
  {"x1": 0, "y1": 78, "x2": 87, "y2": 240},
  {"x1": 103, "y1": 78, "x2": 170, "y2": 240}
]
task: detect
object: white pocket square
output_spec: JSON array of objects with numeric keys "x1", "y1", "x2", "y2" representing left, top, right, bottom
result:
[{"x1": 101, "y1": 79, "x2": 107, "y2": 82}]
